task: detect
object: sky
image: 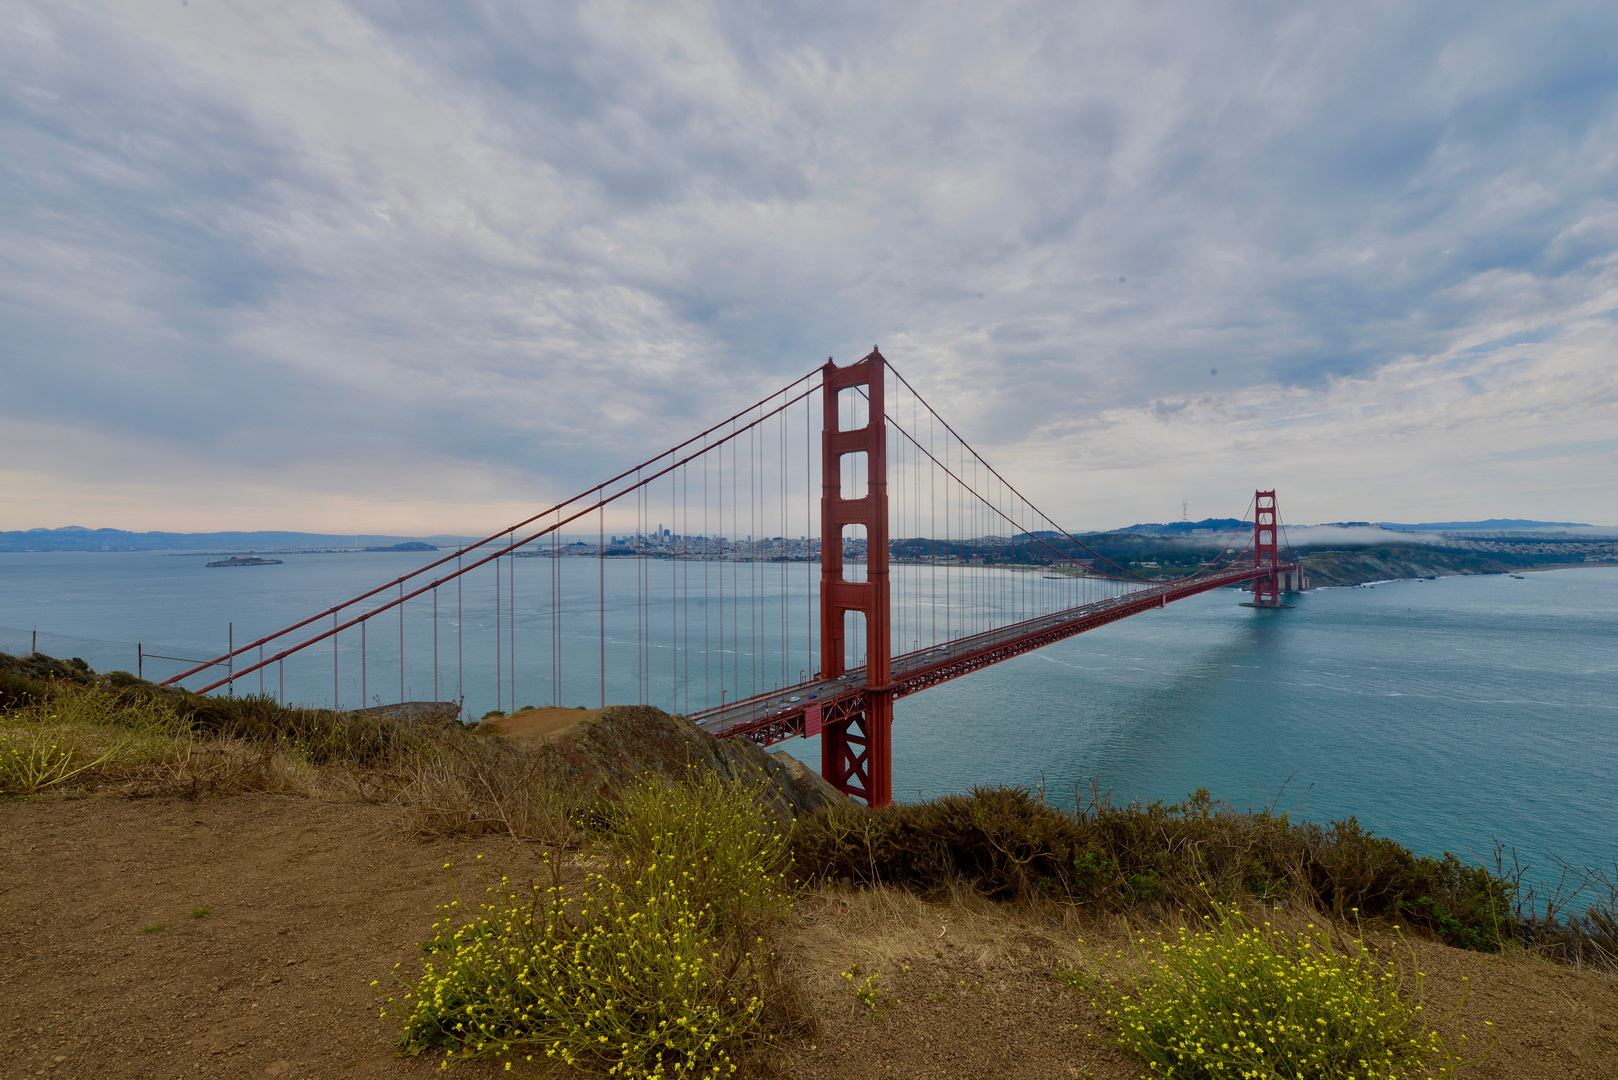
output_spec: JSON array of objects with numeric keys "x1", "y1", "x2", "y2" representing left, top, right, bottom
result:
[{"x1": 3, "y1": 0, "x2": 1616, "y2": 534}]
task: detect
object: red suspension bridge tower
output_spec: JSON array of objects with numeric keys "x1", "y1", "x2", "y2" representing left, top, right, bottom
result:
[
  {"x1": 1245, "y1": 489, "x2": 1286, "y2": 608},
  {"x1": 818, "y1": 349, "x2": 893, "y2": 806}
]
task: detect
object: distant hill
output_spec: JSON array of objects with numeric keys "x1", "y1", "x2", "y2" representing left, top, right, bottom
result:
[
  {"x1": 1105, "y1": 518, "x2": 1247, "y2": 537},
  {"x1": 0, "y1": 527, "x2": 473, "y2": 553},
  {"x1": 1379, "y1": 519, "x2": 1592, "y2": 531}
]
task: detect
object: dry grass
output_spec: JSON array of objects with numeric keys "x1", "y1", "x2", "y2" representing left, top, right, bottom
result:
[
  {"x1": 0, "y1": 679, "x2": 318, "y2": 800},
  {"x1": 394, "y1": 732, "x2": 583, "y2": 846},
  {"x1": 786, "y1": 879, "x2": 1104, "y2": 987}
]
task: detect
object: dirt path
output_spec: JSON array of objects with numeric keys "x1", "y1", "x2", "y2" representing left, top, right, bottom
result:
[
  {"x1": 0, "y1": 794, "x2": 530, "y2": 1080},
  {"x1": 3, "y1": 794, "x2": 1615, "y2": 1080}
]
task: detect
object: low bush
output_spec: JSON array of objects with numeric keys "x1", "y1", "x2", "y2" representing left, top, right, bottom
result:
[
  {"x1": 1080, "y1": 902, "x2": 1485, "y2": 1079},
  {"x1": 791, "y1": 785, "x2": 1516, "y2": 951},
  {"x1": 385, "y1": 771, "x2": 798, "y2": 1077}
]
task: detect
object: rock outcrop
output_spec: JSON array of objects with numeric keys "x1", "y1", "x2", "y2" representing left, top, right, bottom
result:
[{"x1": 480, "y1": 704, "x2": 848, "y2": 823}]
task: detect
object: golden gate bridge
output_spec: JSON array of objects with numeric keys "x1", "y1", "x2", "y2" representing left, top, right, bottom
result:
[{"x1": 163, "y1": 349, "x2": 1299, "y2": 806}]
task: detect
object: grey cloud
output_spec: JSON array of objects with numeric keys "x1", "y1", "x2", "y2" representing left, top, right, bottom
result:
[{"x1": 2, "y1": 0, "x2": 1617, "y2": 525}]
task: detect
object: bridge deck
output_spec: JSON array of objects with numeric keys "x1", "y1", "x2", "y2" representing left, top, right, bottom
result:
[{"x1": 692, "y1": 563, "x2": 1297, "y2": 745}]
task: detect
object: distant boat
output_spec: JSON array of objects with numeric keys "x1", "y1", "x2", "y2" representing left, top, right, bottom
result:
[{"x1": 206, "y1": 556, "x2": 283, "y2": 567}]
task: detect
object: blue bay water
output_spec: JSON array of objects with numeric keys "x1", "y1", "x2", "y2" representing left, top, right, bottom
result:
[
  {"x1": 2, "y1": 551, "x2": 1614, "y2": 880},
  {"x1": 863, "y1": 568, "x2": 1618, "y2": 883}
]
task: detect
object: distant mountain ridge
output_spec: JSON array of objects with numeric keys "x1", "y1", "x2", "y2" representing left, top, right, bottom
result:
[{"x1": 0, "y1": 527, "x2": 474, "y2": 553}]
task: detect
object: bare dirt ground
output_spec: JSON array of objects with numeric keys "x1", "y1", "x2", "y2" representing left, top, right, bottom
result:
[
  {"x1": 478, "y1": 708, "x2": 605, "y2": 746},
  {"x1": 786, "y1": 887, "x2": 1618, "y2": 1080},
  {"x1": 3, "y1": 793, "x2": 1616, "y2": 1080}
]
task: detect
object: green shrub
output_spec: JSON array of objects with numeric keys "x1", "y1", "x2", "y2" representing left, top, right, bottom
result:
[
  {"x1": 791, "y1": 785, "x2": 1517, "y2": 951},
  {"x1": 1085, "y1": 902, "x2": 1486, "y2": 1079},
  {"x1": 385, "y1": 772, "x2": 794, "y2": 1077}
]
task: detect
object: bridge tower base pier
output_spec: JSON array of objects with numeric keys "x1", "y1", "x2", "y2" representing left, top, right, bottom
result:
[{"x1": 820, "y1": 692, "x2": 892, "y2": 807}]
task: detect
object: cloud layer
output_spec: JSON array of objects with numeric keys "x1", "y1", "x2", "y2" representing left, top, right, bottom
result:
[{"x1": 3, "y1": 0, "x2": 1616, "y2": 531}]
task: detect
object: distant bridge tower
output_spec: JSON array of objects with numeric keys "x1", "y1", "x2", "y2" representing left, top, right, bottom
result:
[
  {"x1": 819, "y1": 349, "x2": 893, "y2": 806},
  {"x1": 1251, "y1": 490, "x2": 1282, "y2": 607}
]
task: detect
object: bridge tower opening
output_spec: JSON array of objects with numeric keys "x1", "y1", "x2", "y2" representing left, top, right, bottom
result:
[{"x1": 819, "y1": 349, "x2": 893, "y2": 806}]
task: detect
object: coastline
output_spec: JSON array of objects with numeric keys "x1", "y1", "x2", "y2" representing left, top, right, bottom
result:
[{"x1": 1298, "y1": 547, "x2": 1618, "y2": 588}]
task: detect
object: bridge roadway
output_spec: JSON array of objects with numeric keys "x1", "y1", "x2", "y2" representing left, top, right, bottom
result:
[{"x1": 692, "y1": 563, "x2": 1297, "y2": 746}]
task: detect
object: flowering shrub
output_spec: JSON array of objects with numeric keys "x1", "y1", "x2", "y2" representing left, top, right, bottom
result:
[
  {"x1": 385, "y1": 772, "x2": 793, "y2": 1077},
  {"x1": 1087, "y1": 903, "x2": 1487, "y2": 1079}
]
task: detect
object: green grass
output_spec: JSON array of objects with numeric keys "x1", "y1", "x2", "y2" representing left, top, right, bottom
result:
[
  {"x1": 1080, "y1": 902, "x2": 1487, "y2": 1079},
  {"x1": 384, "y1": 771, "x2": 796, "y2": 1078},
  {"x1": 138, "y1": 923, "x2": 168, "y2": 935},
  {"x1": 191, "y1": 906, "x2": 211, "y2": 919}
]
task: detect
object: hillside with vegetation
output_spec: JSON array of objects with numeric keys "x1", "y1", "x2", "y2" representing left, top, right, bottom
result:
[{"x1": 3, "y1": 650, "x2": 1616, "y2": 1078}]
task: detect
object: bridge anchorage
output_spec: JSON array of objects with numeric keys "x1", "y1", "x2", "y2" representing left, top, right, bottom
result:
[{"x1": 162, "y1": 347, "x2": 1298, "y2": 809}]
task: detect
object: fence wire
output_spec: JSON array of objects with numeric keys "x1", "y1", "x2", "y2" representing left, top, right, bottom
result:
[{"x1": 0, "y1": 625, "x2": 227, "y2": 686}]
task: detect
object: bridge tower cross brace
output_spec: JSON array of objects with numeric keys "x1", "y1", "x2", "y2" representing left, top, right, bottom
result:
[
  {"x1": 819, "y1": 349, "x2": 894, "y2": 806},
  {"x1": 1253, "y1": 489, "x2": 1281, "y2": 607}
]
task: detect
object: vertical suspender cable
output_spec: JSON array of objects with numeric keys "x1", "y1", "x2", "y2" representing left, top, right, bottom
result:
[
  {"x1": 731, "y1": 424, "x2": 738, "y2": 704},
  {"x1": 682, "y1": 464, "x2": 689, "y2": 714},
  {"x1": 805, "y1": 386, "x2": 812, "y2": 679},
  {"x1": 637, "y1": 473, "x2": 644, "y2": 704},
  {"x1": 751, "y1": 419, "x2": 757, "y2": 699},
  {"x1": 495, "y1": 557, "x2": 502, "y2": 715},
  {"x1": 553, "y1": 510, "x2": 561, "y2": 707},
  {"x1": 599, "y1": 494, "x2": 605, "y2": 709},
  {"x1": 704, "y1": 439, "x2": 710, "y2": 710},
  {"x1": 457, "y1": 554, "x2": 463, "y2": 713},
  {"x1": 508, "y1": 532, "x2": 515, "y2": 712},
  {"x1": 716, "y1": 445, "x2": 723, "y2": 705},
  {"x1": 673, "y1": 459, "x2": 679, "y2": 705}
]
